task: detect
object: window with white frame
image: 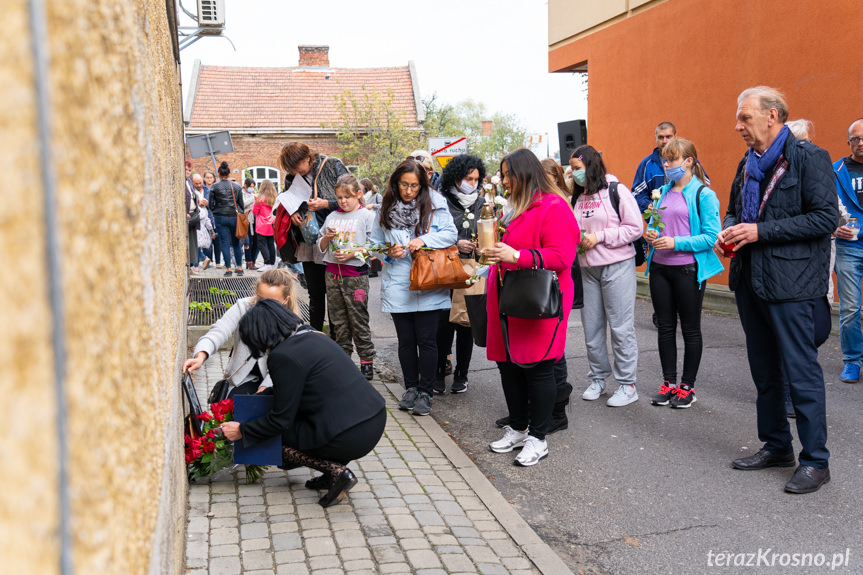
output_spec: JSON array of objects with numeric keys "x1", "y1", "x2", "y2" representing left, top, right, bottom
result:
[{"x1": 244, "y1": 166, "x2": 281, "y2": 190}]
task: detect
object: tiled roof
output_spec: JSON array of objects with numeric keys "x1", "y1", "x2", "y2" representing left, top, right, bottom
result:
[{"x1": 188, "y1": 65, "x2": 419, "y2": 129}]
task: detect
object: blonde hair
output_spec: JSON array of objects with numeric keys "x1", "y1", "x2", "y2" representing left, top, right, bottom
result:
[
  {"x1": 540, "y1": 158, "x2": 570, "y2": 197},
  {"x1": 254, "y1": 268, "x2": 299, "y2": 315},
  {"x1": 408, "y1": 149, "x2": 435, "y2": 172},
  {"x1": 258, "y1": 179, "x2": 277, "y2": 207},
  {"x1": 335, "y1": 173, "x2": 365, "y2": 205},
  {"x1": 661, "y1": 138, "x2": 707, "y2": 183}
]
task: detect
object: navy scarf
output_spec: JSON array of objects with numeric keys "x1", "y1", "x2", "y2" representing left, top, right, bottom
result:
[{"x1": 742, "y1": 125, "x2": 790, "y2": 223}]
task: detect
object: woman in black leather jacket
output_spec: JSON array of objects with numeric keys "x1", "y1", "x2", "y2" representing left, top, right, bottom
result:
[{"x1": 208, "y1": 161, "x2": 245, "y2": 276}]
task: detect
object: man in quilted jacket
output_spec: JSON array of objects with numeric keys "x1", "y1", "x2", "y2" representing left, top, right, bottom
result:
[{"x1": 715, "y1": 86, "x2": 838, "y2": 494}]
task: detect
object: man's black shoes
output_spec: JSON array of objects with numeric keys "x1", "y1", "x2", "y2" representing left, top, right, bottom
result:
[
  {"x1": 785, "y1": 465, "x2": 830, "y2": 494},
  {"x1": 731, "y1": 448, "x2": 796, "y2": 470}
]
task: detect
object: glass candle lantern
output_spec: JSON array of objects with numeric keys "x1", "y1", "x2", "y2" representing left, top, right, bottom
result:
[{"x1": 477, "y1": 202, "x2": 498, "y2": 265}]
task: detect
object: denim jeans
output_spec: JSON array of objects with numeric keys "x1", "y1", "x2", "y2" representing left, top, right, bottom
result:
[
  {"x1": 214, "y1": 215, "x2": 244, "y2": 270},
  {"x1": 834, "y1": 243, "x2": 863, "y2": 366}
]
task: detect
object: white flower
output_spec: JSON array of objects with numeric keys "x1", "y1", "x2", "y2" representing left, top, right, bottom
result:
[
  {"x1": 491, "y1": 175, "x2": 501, "y2": 185},
  {"x1": 651, "y1": 189, "x2": 661, "y2": 200},
  {"x1": 494, "y1": 196, "x2": 508, "y2": 206},
  {"x1": 467, "y1": 213, "x2": 475, "y2": 220},
  {"x1": 483, "y1": 183, "x2": 493, "y2": 191},
  {"x1": 462, "y1": 221, "x2": 470, "y2": 229}
]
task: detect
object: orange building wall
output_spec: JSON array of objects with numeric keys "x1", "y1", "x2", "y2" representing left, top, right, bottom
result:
[{"x1": 550, "y1": 0, "x2": 861, "y2": 283}]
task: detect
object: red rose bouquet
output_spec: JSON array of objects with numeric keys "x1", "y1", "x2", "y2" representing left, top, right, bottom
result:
[{"x1": 184, "y1": 398, "x2": 267, "y2": 484}]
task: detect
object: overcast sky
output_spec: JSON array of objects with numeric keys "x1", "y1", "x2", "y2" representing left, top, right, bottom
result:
[{"x1": 178, "y1": 0, "x2": 587, "y2": 156}]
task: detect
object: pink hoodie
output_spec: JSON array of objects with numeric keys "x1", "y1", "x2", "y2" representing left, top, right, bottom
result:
[{"x1": 572, "y1": 175, "x2": 643, "y2": 267}]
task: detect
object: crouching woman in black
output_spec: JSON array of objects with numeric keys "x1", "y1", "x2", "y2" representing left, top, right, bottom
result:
[{"x1": 220, "y1": 299, "x2": 386, "y2": 508}]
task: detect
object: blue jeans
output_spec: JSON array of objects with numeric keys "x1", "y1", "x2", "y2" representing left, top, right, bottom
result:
[
  {"x1": 835, "y1": 243, "x2": 863, "y2": 366},
  {"x1": 214, "y1": 215, "x2": 244, "y2": 270}
]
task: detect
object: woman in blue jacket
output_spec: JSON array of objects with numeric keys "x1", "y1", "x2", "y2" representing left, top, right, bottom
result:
[
  {"x1": 371, "y1": 160, "x2": 458, "y2": 416},
  {"x1": 644, "y1": 138, "x2": 723, "y2": 409}
]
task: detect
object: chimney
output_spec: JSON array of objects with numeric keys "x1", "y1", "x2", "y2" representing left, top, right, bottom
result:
[
  {"x1": 298, "y1": 45, "x2": 329, "y2": 68},
  {"x1": 481, "y1": 121, "x2": 493, "y2": 137}
]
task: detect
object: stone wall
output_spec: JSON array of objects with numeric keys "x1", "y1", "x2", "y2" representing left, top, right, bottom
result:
[{"x1": 0, "y1": 1, "x2": 187, "y2": 574}]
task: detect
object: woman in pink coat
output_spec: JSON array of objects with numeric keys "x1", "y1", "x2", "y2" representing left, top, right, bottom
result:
[{"x1": 482, "y1": 149, "x2": 580, "y2": 466}]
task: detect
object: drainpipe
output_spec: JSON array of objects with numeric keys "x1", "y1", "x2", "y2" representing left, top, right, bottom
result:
[{"x1": 27, "y1": 0, "x2": 73, "y2": 573}]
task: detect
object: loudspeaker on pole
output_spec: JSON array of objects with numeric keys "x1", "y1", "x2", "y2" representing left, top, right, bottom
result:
[{"x1": 557, "y1": 120, "x2": 587, "y2": 165}]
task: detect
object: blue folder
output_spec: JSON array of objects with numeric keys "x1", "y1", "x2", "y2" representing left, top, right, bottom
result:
[{"x1": 233, "y1": 394, "x2": 282, "y2": 466}]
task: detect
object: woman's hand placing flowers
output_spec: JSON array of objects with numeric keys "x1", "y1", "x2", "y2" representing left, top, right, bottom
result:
[{"x1": 220, "y1": 421, "x2": 242, "y2": 441}]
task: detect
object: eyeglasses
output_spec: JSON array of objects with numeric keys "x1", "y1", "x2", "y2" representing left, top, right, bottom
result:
[
  {"x1": 851, "y1": 137, "x2": 863, "y2": 145},
  {"x1": 407, "y1": 156, "x2": 427, "y2": 162},
  {"x1": 398, "y1": 182, "x2": 421, "y2": 191}
]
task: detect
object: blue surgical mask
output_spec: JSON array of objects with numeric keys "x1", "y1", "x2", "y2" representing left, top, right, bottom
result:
[
  {"x1": 665, "y1": 160, "x2": 690, "y2": 182},
  {"x1": 572, "y1": 169, "x2": 587, "y2": 187},
  {"x1": 458, "y1": 180, "x2": 477, "y2": 195}
]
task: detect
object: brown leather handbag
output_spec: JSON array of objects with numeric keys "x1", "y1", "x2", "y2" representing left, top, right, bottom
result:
[
  {"x1": 410, "y1": 245, "x2": 471, "y2": 290},
  {"x1": 230, "y1": 181, "x2": 249, "y2": 239}
]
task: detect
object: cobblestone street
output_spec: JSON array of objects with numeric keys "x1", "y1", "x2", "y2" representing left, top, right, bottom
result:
[{"x1": 184, "y1": 351, "x2": 572, "y2": 575}]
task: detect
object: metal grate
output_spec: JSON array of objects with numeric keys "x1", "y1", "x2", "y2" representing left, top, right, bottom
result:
[{"x1": 187, "y1": 277, "x2": 310, "y2": 326}]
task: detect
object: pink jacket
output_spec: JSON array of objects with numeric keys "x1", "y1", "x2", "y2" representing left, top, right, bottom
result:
[
  {"x1": 252, "y1": 200, "x2": 275, "y2": 236},
  {"x1": 572, "y1": 175, "x2": 643, "y2": 267},
  {"x1": 486, "y1": 192, "x2": 580, "y2": 364}
]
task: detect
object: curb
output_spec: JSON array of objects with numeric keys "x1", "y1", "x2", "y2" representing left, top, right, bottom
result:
[
  {"x1": 635, "y1": 273, "x2": 841, "y2": 332},
  {"x1": 384, "y1": 382, "x2": 575, "y2": 575}
]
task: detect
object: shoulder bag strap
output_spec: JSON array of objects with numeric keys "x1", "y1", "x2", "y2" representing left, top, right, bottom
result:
[
  {"x1": 228, "y1": 181, "x2": 240, "y2": 214},
  {"x1": 226, "y1": 354, "x2": 252, "y2": 379},
  {"x1": 312, "y1": 157, "x2": 328, "y2": 200},
  {"x1": 695, "y1": 184, "x2": 705, "y2": 221}
]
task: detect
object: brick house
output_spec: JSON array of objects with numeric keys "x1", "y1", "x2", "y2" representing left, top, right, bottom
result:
[{"x1": 184, "y1": 45, "x2": 424, "y2": 188}]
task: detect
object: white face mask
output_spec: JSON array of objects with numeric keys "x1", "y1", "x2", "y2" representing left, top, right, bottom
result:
[{"x1": 458, "y1": 180, "x2": 477, "y2": 195}]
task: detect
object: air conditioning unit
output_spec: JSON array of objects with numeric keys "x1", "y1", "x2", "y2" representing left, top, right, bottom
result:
[{"x1": 197, "y1": 0, "x2": 225, "y2": 31}]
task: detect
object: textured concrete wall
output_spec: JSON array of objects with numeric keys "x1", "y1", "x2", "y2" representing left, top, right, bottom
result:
[
  {"x1": 0, "y1": 1, "x2": 60, "y2": 573},
  {"x1": 0, "y1": 1, "x2": 188, "y2": 574}
]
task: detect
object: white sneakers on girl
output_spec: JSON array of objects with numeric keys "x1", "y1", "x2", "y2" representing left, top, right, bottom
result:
[
  {"x1": 582, "y1": 378, "x2": 606, "y2": 400},
  {"x1": 489, "y1": 426, "x2": 528, "y2": 453},
  {"x1": 607, "y1": 384, "x2": 638, "y2": 407},
  {"x1": 514, "y1": 436, "x2": 548, "y2": 466}
]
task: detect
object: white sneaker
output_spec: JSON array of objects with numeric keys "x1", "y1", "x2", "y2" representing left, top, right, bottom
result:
[
  {"x1": 514, "y1": 436, "x2": 548, "y2": 467},
  {"x1": 582, "y1": 379, "x2": 606, "y2": 401},
  {"x1": 489, "y1": 426, "x2": 529, "y2": 453},
  {"x1": 607, "y1": 384, "x2": 639, "y2": 407},
  {"x1": 257, "y1": 264, "x2": 273, "y2": 272}
]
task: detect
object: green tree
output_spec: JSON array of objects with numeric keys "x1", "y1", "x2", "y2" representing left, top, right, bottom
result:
[
  {"x1": 326, "y1": 86, "x2": 423, "y2": 185},
  {"x1": 422, "y1": 94, "x2": 529, "y2": 169}
]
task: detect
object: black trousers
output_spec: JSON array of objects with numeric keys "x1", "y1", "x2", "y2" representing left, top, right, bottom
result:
[
  {"x1": 648, "y1": 262, "x2": 706, "y2": 386},
  {"x1": 303, "y1": 261, "x2": 328, "y2": 331},
  {"x1": 437, "y1": 310, "x2": 474, "y2": 381},
  {"x1": 304, "y1": 409, "x2": 387, "y2": 465},
  {"x1": 257, "y1": 233, "x2": 276, "y2": 265},
  {"x1": 735, "y1": 266, "x2": 829, "y2": 468},
  {"x1": 245, "y1": 227, "x2": 259, "y2": 264},
  {"x1": 553, "y1": 355, "x2": 572, "y2": 417},
  {"x1": 392, "y1": 311, "x2": 439, "y2": 395},
  {"x1": 497, "y1": 359, "x2": 556, "y2": 441}
]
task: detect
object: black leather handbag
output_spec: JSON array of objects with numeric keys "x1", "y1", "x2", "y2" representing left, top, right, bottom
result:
[
  {"x1": 499, "y1": 249, "x2": 561, "y2": 319},
  {"x1": 498, "y1": 249, "x2": 564, "y2": 368}
]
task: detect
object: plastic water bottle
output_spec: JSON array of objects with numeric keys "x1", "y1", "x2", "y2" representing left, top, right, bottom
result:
[{"x1": 849, "y1": 217, "x2": 859, "y2": 241}]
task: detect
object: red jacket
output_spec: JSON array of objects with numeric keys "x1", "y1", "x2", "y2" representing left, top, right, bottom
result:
[{"x1": 486, "y1": 192, "x2": 580, "y2": 364}]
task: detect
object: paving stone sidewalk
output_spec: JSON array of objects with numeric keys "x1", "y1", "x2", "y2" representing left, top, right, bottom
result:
[{"x1": 185, "y1": 351, "x2": 573, "y2": 575}]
